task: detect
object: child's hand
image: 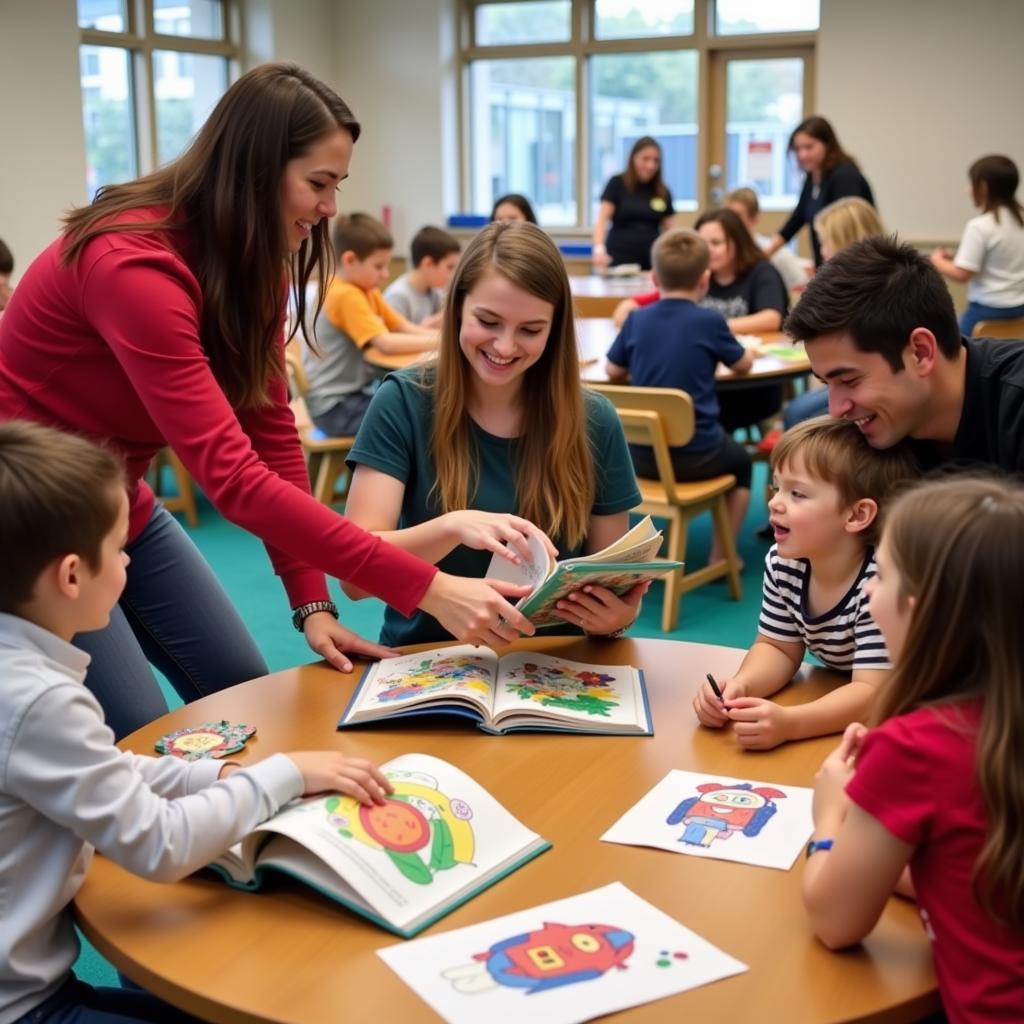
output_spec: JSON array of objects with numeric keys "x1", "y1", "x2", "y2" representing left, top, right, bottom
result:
[
  {"x1": 811, "y1": 723, "x2": 866, "y2": 827},
  {"x1": 692, "y1": 676, "x2": 744, "y2": 727},
  {"x1": 726, "y1": 696, "x2": 792, "y2": 750},
  {"x1": 286, "y1": 752, "x2": 394, "y2": 805},
  {"x1": 555, "y1": 582, "x2": 648, "y2": 635}
]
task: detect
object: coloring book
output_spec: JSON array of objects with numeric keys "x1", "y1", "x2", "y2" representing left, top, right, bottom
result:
[
  {"x1": 485, "y1": 515, "x2": 681, "y2": 627},
  {"x1": 601, "y1": 768, "x2": 814, "y2": 870},
  {"x1": 338, "y1": 646, "x2": 652, "y2": 736},
  {"x1": 207, "y1": 753, "x2": 550, "y2": 937},
  {"x1": 378, "y1": 882, "x2": 747, "y2": 1024}
]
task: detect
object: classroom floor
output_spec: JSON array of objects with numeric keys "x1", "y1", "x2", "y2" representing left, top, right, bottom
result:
[{"x1": 75, "y1": 462, "x2": 774, "y2": 987}]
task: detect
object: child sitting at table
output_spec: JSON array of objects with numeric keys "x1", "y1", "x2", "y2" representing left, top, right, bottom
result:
[
  {"x1": 693, "y1": 416, "x2": 918, "y2": 749},
  {"x1": 0, "y1": 420, "x2": 392, "y2": 1024},
  {"x1": 802, "y1": 477, "x2": 1024, "y2": 1019},
  {"x1": 383, "y1": 225, "x2": 461, "y2": 330},
  {"x1": 605, "y1": 227, "x2": 753, "y2": 557},
  {"x1": 304, "y1": 213, "x2": 437, "y2": 438},
  {"x1": 340, "y1": 220, "x2": 645, "y2": 649}
]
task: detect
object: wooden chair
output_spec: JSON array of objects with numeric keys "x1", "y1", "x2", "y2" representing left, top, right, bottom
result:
[
  {"x1": 151, "y1": 448, "x2": 199, "y2": 527},
  {"x1": 591, "y1": 383, "x2": 742, "y2": 631},
  {"x1": 284, "y1": 341, "x2": 356, "y2": 505},
  {"x1": 971, "y1": 317, "x2": 1024, "y2": 339}
]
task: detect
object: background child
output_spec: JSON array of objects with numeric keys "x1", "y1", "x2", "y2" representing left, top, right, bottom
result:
[
  {"x1": 802, "y1": 477, "x2": 1024, "y2": 1019},
  {"x1": 0, "y1": 420, "x2": 392, "y2": 1024},
  {"x1": 725, "y1": 186, "x2": 808, "y2": 291},
  {"x1": 341, "y1": 220, "x2": 645, "y2": 648},
  {"x1": 931, "y1": 154, "x2": 1024, "y2": 336},
  {"x1": 606, "y1": 227, "x2": 753, "y2": 556},
  {"x1": 304, "y1": 212, "x2": 437, "y2": 437},
  {"x1": 693, "y1": 417, "x2": 918, "y2": 749},
  {"x1": 383, "y1": 225, "x2": 461, "y2": 329}
]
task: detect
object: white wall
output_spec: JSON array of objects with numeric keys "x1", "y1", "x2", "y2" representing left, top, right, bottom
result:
[
  {"x1": 0, "y1": 0, "x2": 88, "y2": 275},
  {"x1": 818, "y1": 0, "x2": 1024, "y2": 241}
]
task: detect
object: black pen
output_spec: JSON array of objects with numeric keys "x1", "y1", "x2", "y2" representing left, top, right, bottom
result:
[{"x1": 706, "y1": 673, "x2": 726, "y2": 703}]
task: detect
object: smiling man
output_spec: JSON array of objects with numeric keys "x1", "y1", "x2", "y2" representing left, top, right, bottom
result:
[{"x1": 783, "y1": 236, "x2": 1024, "y2": 474}]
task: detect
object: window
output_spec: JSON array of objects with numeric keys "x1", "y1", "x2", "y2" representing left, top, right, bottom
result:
[
  {"x1": 460, "y1": 0, "x2": 817, "y2": 228},
  {"x1": 77, "y1": 0, "x2": 238, "y2": 197}
]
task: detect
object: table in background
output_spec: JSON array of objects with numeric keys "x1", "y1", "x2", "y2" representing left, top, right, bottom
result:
[
  {"x1": 74, "y1": 638, "x2": 937, "y2": 1024},
  {"x1": 570, "y1": 274, "x2": 655, "y2": 318}
]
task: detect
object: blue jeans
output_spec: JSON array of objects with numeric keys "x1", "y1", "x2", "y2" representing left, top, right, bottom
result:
[
  {"x1": 783, "y1": 387, "x2": 829, "y2": 429},
  {"x1": 959, "y1": 300, "x2": 1024, "y2": 337},
  {"x1": 12, "y1": 975, "x2": 204, "y2": 1023},
  {"x1": 73, "y1": 504, "x2": 269, "y2": 740}
]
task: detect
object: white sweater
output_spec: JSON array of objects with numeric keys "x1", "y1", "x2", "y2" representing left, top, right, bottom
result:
[{"x1": 0, "y1": 613, "x2": 303, "y2": 1023}]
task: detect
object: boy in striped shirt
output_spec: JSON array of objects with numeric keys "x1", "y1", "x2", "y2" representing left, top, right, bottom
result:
[{"x1": 693, "y1": 416, "x2": 918, "y2": 749}]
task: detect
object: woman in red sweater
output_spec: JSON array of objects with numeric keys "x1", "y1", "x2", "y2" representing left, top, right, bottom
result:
[{"x1": 0, "y1": 63, "x2": 532, "y2": 738}]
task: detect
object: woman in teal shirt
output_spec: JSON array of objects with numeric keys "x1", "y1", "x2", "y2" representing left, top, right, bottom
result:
[{"x1": 343, "y1": 221, "x2": 643, "y2": 647}]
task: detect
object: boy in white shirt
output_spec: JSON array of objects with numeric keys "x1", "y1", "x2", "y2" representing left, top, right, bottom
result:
[
  {"x1": 692, "y1": 417, "x2": 918, "y2": 750},
  {"x1": 0, "y1": 420, "x2": 391, "y2": 1024},
  {"x1": 383, "y1": 225, "x2": 461, "y2": 329}
]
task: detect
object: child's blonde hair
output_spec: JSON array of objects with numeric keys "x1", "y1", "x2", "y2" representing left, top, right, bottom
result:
[
  {"x1": 0, "y1": 421, "x2": 125, "y2": 612},
  {"x1": 813, "y1": 197, "x2": 885, "y2": 257},
  {"x1": 651, "y1": 229, "x2": 709, "y2": 291},
  {"x1": 426, "y1": 221, "x2": 593, "y2": 548},
  {"x1": 770, "y1": 416, "x2": 918, "y2": 545},
  {"x1": 874, "y1": 476, "x2": 1024, "y2": 928}
]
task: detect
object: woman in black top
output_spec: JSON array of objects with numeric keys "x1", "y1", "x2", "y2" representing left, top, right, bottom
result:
[
  {"x1": 766, "y1": 116, "x2": 874, "y2": 267},
  {"x1": 696, "y1": 208, "x2": 789, "y2": 431},
  {"x1": 593, "y1": 136, "x2": 674, "y2": 270}
]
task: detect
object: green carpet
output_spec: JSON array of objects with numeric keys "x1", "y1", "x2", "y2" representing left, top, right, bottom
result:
[{"x1": 75, "y1": 463, "x2": 773, "y2": 987}]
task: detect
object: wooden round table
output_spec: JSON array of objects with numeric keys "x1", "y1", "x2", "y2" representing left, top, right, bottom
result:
[{"x1": 74, "y1": 638, "x2": 938, "y2": 1023}]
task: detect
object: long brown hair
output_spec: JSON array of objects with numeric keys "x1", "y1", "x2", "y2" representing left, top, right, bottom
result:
[
  {"x1": 62, "y1": 63, "x2": 360, "y2": 409},
  {"x1": 426, "y1": 221, "x2": 594, "y2": 548},
  {"x1": 969, "y1": 155, "x2": 1024, "y2": 228},
  {"x1": 695, "y1": 208, "x2": 766, "y2": 277},
  {"x1": 622, "y1": 136, "x2": 669, "y2": 200},
  {"x1": 789, "y1": 115, "x2": 856, "y2": 174},
  {"x1": 874, "y1": 477, "x2": 1024, "y2": 929}
]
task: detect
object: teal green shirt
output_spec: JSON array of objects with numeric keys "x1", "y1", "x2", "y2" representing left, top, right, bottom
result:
[{"x1": 347, "y1": 369, "x2": 642, "y2": 647}]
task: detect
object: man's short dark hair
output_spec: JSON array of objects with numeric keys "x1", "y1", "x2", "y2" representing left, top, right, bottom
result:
[
  {"x1": 410, "y1": 226, "x2": 460, "y2": 267},
  {"x1": 783, "y1": 235, "x2": 961, "y2": 371}
]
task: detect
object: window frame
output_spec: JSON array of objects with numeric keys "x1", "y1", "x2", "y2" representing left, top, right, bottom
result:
[
  {"x1": 79, "y1": 0, "x2": 241, "y2": 181},
  {"x1": 457, "y1": 0, "x2": 817, "y2": 228}
]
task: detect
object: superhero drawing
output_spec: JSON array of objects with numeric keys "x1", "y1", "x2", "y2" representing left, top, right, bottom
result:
[
  {"x1": 372, "y1": 654, "x2": 493, "y2": 704},
  {"x1": 666, "y1": 781, "x2": 786, "y2": 848},
  {"x1": 324, "y1": 768, "x2": 475, "y2": 885},
  {"x1": 441, "y1": 921, "x2": 635, "y2": 995},
  {"x1": 503, "y1": 660, "x2": 621, "y2": 717}
]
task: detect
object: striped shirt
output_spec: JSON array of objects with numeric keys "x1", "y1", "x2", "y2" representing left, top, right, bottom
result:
[{"x1": 757, "y1": 546, "x2": 890, "y2": 672}]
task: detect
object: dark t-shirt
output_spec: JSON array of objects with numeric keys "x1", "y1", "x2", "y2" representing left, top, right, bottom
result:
[
  {"x1": 778, "y1": 161, "x2": 875, "y2": 266},
  {"x1": 910, "y1": 336, "x2": 1024, "y2": 476},
  {"x1": 700, "y1": 260, "x2": 789, "y2": 323},
  {"x1": 600, "y1": 174, "x2": 674, "y2": 269},
  {"x1": 607, "y1": 299, "x2": 745, "y2": 452}
]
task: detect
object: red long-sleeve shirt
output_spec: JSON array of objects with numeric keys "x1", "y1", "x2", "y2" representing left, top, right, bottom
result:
[{"x1": 0, "y1": 211, "x2": 436, "y2": 615}]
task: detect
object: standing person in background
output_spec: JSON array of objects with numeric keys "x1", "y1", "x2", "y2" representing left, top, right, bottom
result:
[
  {"x1": 931, "y1": 155, "x2": 1024, "y2": 336},
  {"x1": 490, "y1": 194, "x2": 537, "y2": 224},
  {"x1": 764, "y1": 116, "x2": 874, "y2": 268},
  {"x1": 0, "y1": 63, "x2": 533, "y2": 740},
  {"x1": 384, "y1": 225, "x2": 461, "y2": 330},
  {"x1": 0, "y1": 237, "x2": 12, "y2": 315},
  {"x1": 593, "y1": 137, "x2": 675, "y2": 271},
  {"x1": 725, "y1": 187, "x2": 808, "y2": 292}
]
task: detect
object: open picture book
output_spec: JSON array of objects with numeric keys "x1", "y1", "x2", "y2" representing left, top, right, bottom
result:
[
  {"x1": 485, "y1": 515, "x2": 681, "y2": 627},
  {"x1": 338, "y1": 646, "x2": 652, "y2": 736},
  {"x1": 207, "y1": 753, "x2": 550, "y2": 937}
]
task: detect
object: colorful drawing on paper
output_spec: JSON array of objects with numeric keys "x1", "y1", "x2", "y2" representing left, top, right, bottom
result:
[
  {"x1": 666, "y1": 781, "x2": 786, "y2": 848},
  {"x1": 503, "y1": 661, "x2": 621, "y2": 717},
  {"x1": 371, "y1": 654, "x2": 493, "y2": 704},
  {"x1": 325, "y1": 768, "x2": 475, "y2": 885},
  {"x1": 441, "y1": 921, "x2": 635, "y2": 995}
]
